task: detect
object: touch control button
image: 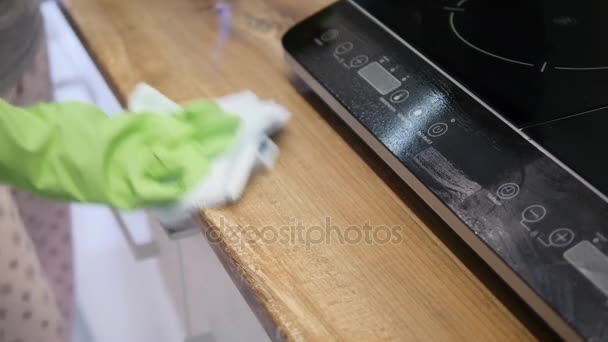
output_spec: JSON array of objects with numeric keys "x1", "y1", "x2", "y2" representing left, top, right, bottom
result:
[
  {"x1": 549, "y1": 228, "x2": 576, "y2": 247},
  {"x1": 335, "y1": 42, "x2": 353, "y2": 55},
  {"x1": 321, "y1": 29, "x2": 339, "y2": 42},
  {"x1": 538, "y1": 228, "x2": 575, "y2": 248},
  {"x1": 427, "y1": 123, "x2": 449, "y2": 137},
  {"x1": 522, "y1": 205, "x2": 547, "y2": 223},
  {"x1": 497, "y1": 183, "x2": 520, "y2": 200},
  {"x1": 409, "y1": 107, "x2": 427, "y2": 117},
  {"x1": 390, "y1": 90, "x2": 410, "y2": 103},
  {"x1": 350, "y1": 55, "x2": 369, "y2": 68}
]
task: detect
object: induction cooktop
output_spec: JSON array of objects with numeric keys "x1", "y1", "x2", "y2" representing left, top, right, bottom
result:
[{"x1": 283, "y1": 1, "x2": 608, "y2": 340}]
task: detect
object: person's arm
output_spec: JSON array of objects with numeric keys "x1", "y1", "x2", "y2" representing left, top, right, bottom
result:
[
  {"x1": 0, "y1": 99, "x2": 239, "y2": 209},
  {"x1": 0, "y1": 0, "x2": 43, "y2": 95}
]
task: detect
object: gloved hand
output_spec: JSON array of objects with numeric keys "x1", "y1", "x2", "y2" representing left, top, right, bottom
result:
[
  {"x1": 127, "y1": 84, "x2": 290, "y2": 231},
  {"x1": 0, "y1": 98, "x2": 240, "y2": 209}
]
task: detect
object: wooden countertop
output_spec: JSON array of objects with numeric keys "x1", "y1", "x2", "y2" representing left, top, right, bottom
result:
[{"x1": 63, "y1": 0, "x2": 557, "y2": 340}]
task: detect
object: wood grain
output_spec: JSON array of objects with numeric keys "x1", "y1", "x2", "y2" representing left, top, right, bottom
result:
[{"x1": 63, "y1": 0, "x2": 557, "y2": 340}]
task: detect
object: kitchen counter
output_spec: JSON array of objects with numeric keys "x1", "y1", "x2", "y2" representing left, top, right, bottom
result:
[{"x1": 62, "y1": 0, "x2": 556, "y2": 340}]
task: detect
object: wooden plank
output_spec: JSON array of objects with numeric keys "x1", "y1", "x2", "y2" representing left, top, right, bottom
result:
[{"x1": 62, "y1": 0, "x2": 556, "y2": 340}]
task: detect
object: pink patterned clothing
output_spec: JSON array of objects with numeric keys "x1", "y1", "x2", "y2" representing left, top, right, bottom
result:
[{"x1": 0, "y1": 15, "x2": 72, "y2": 342}]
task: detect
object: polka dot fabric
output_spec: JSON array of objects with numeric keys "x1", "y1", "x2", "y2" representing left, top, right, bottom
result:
[
  {"x1": 0, "y1": 187, "x2": 68, "y2": 342},
  {"x1": 11, "y1": 191, "x2": 73, "y2": 324},
  {"x1": 0, "y1": 31, "x2": 71, "y2": 342}
]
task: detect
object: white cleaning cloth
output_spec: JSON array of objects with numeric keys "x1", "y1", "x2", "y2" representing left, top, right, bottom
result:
[{"x1": 128, "y1": 83, "x2": 290, "y2": 234}]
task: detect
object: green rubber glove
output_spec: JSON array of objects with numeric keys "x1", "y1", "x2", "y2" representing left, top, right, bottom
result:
[{"x1": 0, "y1": 99, "x2": 239, "y2": 209}]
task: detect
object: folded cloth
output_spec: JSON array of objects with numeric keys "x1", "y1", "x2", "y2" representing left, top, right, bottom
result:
[{"x1": 128, "y1": 84, "x2": 290, "y2": 231}]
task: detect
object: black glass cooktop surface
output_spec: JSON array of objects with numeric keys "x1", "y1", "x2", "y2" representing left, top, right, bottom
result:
[
  {"x1": 353, "y1": 0, "x2": 608, "y2": 129},
  {"x1": 525, "y1": 108, "x2": 608, "y2": 197},
  {"x1": 283, "y1": 1, "x2": 608, "y2": 339}
]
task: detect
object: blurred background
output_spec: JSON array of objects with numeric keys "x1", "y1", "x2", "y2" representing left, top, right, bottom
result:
[{"x1": 41, "y1": 1, "x2": 268, "y2": 341}]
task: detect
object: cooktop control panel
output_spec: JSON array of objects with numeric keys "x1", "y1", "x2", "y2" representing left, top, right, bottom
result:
[{"x1": 284, "y1": 1, "x2": 608, "y2": 340}]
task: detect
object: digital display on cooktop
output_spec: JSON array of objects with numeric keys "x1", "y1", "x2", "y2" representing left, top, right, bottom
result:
[{"x1": 353, "y1": 0, "x2": 608, "y2": 129}]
